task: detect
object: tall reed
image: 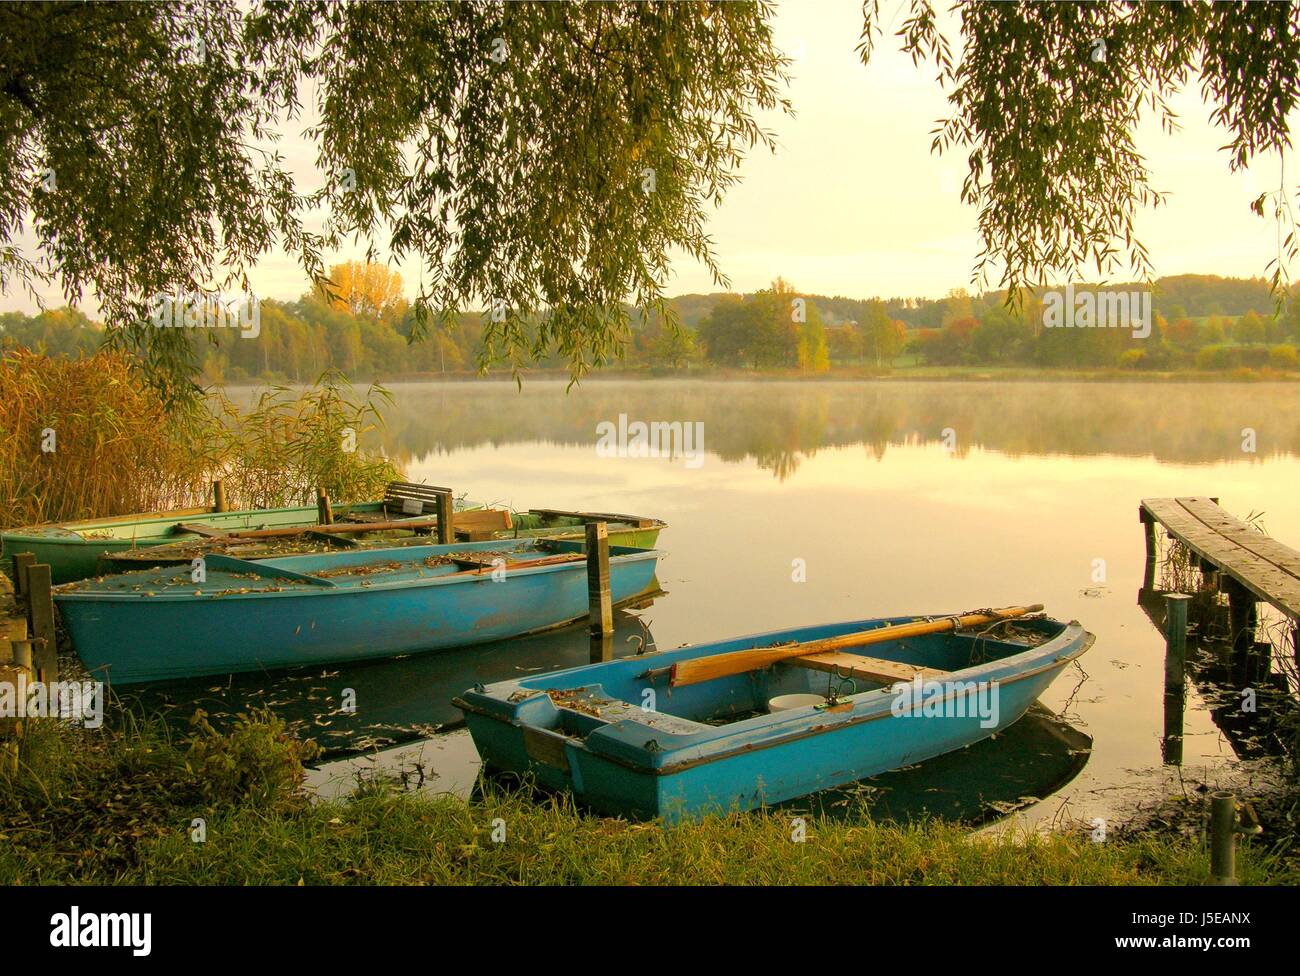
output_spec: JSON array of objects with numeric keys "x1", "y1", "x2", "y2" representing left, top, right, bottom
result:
[
  {"x1": 0, "y1": 351, "x2": 402, "y2": 527},
  {"x1": 210, "y1": 371, "x2": 400, "y2": 510},
  {"x1": 0, "y1": 349, "x2": 220, "y2": 526}
]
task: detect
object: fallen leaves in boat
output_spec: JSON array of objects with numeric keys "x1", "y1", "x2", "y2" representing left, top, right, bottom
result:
[
  {"x1": 547, "y1": 687, "x2": 609, "y2": 717},
  {"x1": 310, "y1": 560, "x2": 403, "y2": 579}
]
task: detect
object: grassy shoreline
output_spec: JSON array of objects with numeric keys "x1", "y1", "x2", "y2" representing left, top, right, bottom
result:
[{"x1": 2, "y1": 710, "x2": 1295, "y2": 885}]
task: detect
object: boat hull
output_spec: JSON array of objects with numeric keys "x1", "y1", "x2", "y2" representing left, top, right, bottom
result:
[
  {"x1": 3, "y1": 503, "x2": 390, "y2": 583},
  {"x1": 56, "y1": 542, "x2": 660, "y2": 684},
  {"x1": 457, "y1": 615, "x2": 1093, "y2": 820}
]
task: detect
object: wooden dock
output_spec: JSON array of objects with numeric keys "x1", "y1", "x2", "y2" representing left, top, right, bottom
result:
[{"x1": 1140, "y1": 496, "x2": 1300, "y2": 654}]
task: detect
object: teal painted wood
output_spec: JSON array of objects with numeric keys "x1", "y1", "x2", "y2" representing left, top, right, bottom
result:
[
  {"x1": 54, "y1": 539, "x2": 660, "y2": 684},
  {"x1": 2, "y1": 502, "x2": 388, "y2": 583},
  {"x1": 455, "y1": 615, "x2": 1094, "y2": 820}
]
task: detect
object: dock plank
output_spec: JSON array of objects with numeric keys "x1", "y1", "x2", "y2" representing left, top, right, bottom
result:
[{"x1": 1140, "y1": 496, "x2": 1300, "y2": 619}]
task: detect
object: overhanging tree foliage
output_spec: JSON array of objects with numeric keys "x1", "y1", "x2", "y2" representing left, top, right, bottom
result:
[
  {"x1": 1, "y1": 0, "x2": 789, "y2": 396},
  {"x1": 859, "y1": 0, "x2": 1300, "y2": 299}
]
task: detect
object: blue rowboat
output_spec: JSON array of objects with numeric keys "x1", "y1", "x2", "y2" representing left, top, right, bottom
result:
[
  {"x1": 54, "y1": 539, "x2": 661, "y2": 685},
  {"x1": 454, "y1": 612, "x2": 1094, "y2": 820}
]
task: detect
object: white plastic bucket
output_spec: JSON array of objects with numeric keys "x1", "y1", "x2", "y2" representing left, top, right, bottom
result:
[{"x1": 767, "y1": 693, "x2": 826, "y2": 713}]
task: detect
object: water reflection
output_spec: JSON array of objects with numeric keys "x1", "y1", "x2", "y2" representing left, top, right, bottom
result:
[
  {"x1": 778, "y1": 705, "x2": 1093, "y2": 825},
  {"x1": 124, "y1": 608, "x2": 659, "y2": 758},
  {"x1": 1137, "y1": 583, "x2": 1299, "y2": 766},
  {"x1": 371, "y1": 380, "x2": 1300, "y2": 479}
]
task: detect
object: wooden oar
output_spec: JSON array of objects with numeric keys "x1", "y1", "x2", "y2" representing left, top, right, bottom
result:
[{"x1": 652, "y1": 604, "x2": 1044, "y2": 688}]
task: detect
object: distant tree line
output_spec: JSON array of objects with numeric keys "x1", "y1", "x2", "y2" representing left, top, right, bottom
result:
[{"x1": 3, "y1": 269, "x2": 1298, "y2": 379}]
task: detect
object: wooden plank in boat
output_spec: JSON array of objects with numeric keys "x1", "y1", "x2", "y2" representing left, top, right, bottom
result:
[
  {"x1": 453, "y1": 508, "x2": 513, "y2": 540},
  {"x1": 791, "y1": 652, "x2": 949, "y2": 685},
  {"x1": 383, "y1": 482, "x2": 453, "y2": 516},
  {"x1": 528, "y1": 508, "x2": 656, "y2": 528},
  {"x1": 172, "y1": 522, "x2": 229, "y2": 538},
  {"x1": 522, "y1": 726, "x2": 570, "y2": 771}
]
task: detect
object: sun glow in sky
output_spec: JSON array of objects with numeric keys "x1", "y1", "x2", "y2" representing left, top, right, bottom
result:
[{"x1": 2, "y1": 0, "x2": 1290, "y2": 315}]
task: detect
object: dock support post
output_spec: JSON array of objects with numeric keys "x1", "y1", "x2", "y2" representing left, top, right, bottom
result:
[
  {"x1": 1224, "y1": 578, "x2": 1256, "y2": 653},
  {"x1": 1164, "y1": 593, "x2": 1191, "y2": 691},
  {"x1": 436, "y1": 491, "x2": 454, "y2": 545},
  {"x1": 316, "y1": 487, "x2": 334, "y2": 526},
  {"x1": 212, "y1": 479, "x2": 227, "y2": 513},
  {"x1": 1209, "y1": 791, "x2": 1238, "y2": 886},
  {"x1": 25, "y1": 564, "x2": 56, "y2": 684},
  {"x1": 586, "y1": 521, "x2": 613, "y2": 638},
  {"x1": 1140, "y1": 509, "x2": 1158, "y2": 592}
]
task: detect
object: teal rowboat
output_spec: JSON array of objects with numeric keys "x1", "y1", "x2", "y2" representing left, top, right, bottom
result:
[
  {"x1": 2, "y1": 500, "x2": 474, "y2": 584},
  {"x1": 54, "y1": 539, "x2": 661, "y2": 685},
  {"x1": 455, "y1": 612, "x2": 1093, "y2": 820}
]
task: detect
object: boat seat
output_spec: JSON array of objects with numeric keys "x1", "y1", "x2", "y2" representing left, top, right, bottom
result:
[
  {"x1": 344, "y1": 481, "x2": 454, "y2": 523},
  {"x1": 790, "y1": 652, "x2": 949, "y2": 685},
  {"x1": 555, "y1": 696, "x2": 703, "y2": 735}
]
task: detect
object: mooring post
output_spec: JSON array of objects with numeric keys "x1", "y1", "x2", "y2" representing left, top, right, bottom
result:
[
  {"x1": 10, "y1": 552, "x2": 34, "y2": 605},
  {"x1": 586, "y1": 521, "x2": 613, "y2": 638},
  {"x1": 212, "y1": 479, "x2": 227, "y2": 513},
  {"x1": 25, "y1": 564, "x2": 56, "y2": 683},
  {"x1": 1209, "y1": 790, "x2": 1238, "y2": 886},
  {"x1": 1140, "y1": 508, "x2": 1158, "y2": 592},
  {"x1": 316, "y1": 487, "x2": 334, "y2": 526},
  {"x1": 436, "y1": 491, "x2": 454, "y2": 545},
  {"x1": 590, "y1": 632, "x2": 614, "y2": 664},
  {"x1": 1164, "y1": 593, "x2": 1191, "y2": 691}
]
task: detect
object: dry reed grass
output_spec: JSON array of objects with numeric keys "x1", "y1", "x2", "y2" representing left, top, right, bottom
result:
[{"x1": 0, "y1": 351, "x2": 401, "y2": 527}]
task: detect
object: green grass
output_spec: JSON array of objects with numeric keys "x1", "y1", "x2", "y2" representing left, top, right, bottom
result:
[{"x1": 2, "y1": 711, "x2": 1296, "y2": 885}]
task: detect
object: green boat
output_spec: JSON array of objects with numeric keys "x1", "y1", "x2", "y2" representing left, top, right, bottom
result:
[
  {"x1": 5, "y1": 494, "x2": 664, "y2": 582},
  {"x1": 99, "y1": 508, "x2": 665, "y2": 573},
  {"x1": 1, "y1": 500, "x2": 451, "y2": 584},
  {"x1": 2, "y1": 480, "x2": 477, "y2": 583}
]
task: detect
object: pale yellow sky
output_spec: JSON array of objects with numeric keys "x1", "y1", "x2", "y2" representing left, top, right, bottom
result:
[{"x1": 2, "y1": 0, "x2": 1288, "y2": 315}]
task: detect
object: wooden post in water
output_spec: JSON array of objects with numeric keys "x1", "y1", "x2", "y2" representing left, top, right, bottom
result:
[
  {"x1": 26, "y1": 564, "x2": 56, "y2": 683},
  {"x1": 316, "y1": 487, "x2": 334, "y2": 526},
  {"x1": 1163, "y1": 593, "x2": 1191, "y2": 692},
  {"x1": 1223, "y1": 577, "x2": 1255, "y2": 653},
  {"x1": 1140, "y1": 508, "x2": 1158, "y2": 592},
  {"x1": 1209, "y1": 790, "x2": 1238, "y2": 886},
  {"x1": 590, "y1": 632, "x2": 614, "y2": 664},
  {"x1": 436, "y1": 491, "x2": 454, "y2": 545},
  {"x1": 10, "y1": 552, "x2": 34, "y2": 605},
  {"x1": 212, "y1": 479, "x2": 227, "y2": 513},
  {"x1": 586, "y1": 521, "x2": 613, "y2": 638},
  {"x1": 1161, "y1": 688, "x2": 1184, "y2": 766}
]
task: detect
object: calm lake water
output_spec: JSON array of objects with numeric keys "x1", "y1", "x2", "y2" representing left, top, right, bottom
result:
[{"x1": 146, "y1": 379, "x2": 1300, "y2": 827}]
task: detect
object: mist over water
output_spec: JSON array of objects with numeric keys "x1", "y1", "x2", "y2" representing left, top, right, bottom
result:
[{"x1": 225, "y1": 378, "x2": 1300, "y2": 823}]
